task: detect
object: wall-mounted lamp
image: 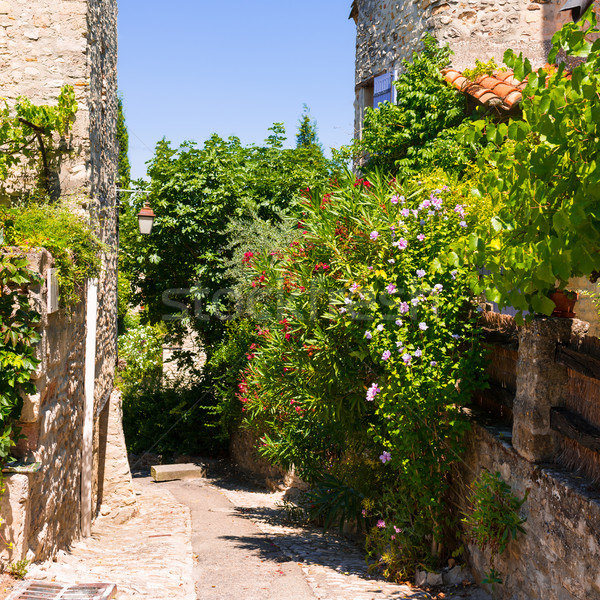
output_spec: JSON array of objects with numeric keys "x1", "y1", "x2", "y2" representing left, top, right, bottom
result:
[
  {"x1": 116, "y1": 188, "x2": 155, "y2": 235},
  {"x1": 559, "y1": 0, "x2": 594, "y2": 22},
  {"x1": 137, "y1": 202, "x2": 156, "y2": 235}
]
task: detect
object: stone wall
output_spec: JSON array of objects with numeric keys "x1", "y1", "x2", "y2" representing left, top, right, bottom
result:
[
  {"x1": 460, "y1": 313, "x2": 600, "y2": 598},
  {"x1": 353, "y1": 0, "x2": 571, "y2": 84},
  {"x1": 0, "y1": 249, "x2": 136, "y2": 563},
  {"x1": 351, "y1": 0, "x2": 572, "y2": 136},
  {"x1": 0, "y1": 249, "x2": 86, "y2": 563},
  {"x1": 458, "y1": 424, "x2": 600, "y2": 600},
  {"x1": 0, "y1": 0, "x2": 119, "y2": 423},
  {"x1": 0, "y1": 0, "x2": 128, "y2": 563}
]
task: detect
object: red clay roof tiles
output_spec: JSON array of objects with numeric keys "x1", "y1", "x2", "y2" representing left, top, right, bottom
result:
[{"x1": 442, "y1": 68, "x2": 525, "y2": 111}]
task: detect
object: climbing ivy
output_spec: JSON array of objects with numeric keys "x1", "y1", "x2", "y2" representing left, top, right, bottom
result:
[
  {"x1": 0, "y1": 253, "x2": 41, "y2": 463},
  {"x1": 0, "y1": 85, "x2": 77, "y2": 201}
]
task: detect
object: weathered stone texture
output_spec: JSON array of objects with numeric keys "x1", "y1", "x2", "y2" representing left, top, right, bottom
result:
[
  {"x1": 0, "y1": 0, "x2": 126, "y2": 564},
  {"x1": 94, "y1": 391, "x2": 137, "y2": 524},
  {"x1": 352, "y1": 0, "x2": 573, "y2": 134},
  {"x1": 0, "y1": 0, "x2": 119, "y2": 419},
  {"x1": 570, "y1": 276, "x2": 600, "y2": 338},
  {"x1": 0, "y1": 473, "x2": 31, "y2": 564},
  {"x1": 86, "y1": 0, "x2": 119, "y2": 425},
  {"x1": 512, "y1": 318, "x2": 589, "y2": 462},
  {"x1": 0, "y1": 249, "x2": 86, "y2": 563},
  {"x1": 353, "y1": 0, "x2": 571, "y2": 86},
  {"x1": 459, "y1": 424, "x2": 600, "y2": 600}
]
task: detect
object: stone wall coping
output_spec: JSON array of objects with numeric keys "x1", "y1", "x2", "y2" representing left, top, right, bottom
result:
[{"x1": 474, "y1": 421, "x2": 600, "y2": 509}]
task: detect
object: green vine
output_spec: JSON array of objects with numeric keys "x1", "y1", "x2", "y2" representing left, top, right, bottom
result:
[
  {"x1": 0, "y1": 85, "x2": 77, "y2": 202},
  {"x1": 460, "y1": 9, "x2": 600, "y2": 322},
  {"x1": 0, "y1": 203, "x2": 104, "y2": 310},
  {"x1": 0, "y1": 252, "x2": 41, "y2": 463},
  {"x1": 461, "y1": 57, "x2": 503, "y2": 82}
]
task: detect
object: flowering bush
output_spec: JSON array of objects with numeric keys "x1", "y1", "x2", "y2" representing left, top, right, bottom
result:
[{"x1": 238, "y1": 172, "x2": 487, "y2": 577}]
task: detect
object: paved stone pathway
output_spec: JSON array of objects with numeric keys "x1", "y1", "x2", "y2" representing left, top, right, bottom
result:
[
  {"x1": 24, "y1": 461, "x2": 489, "y2": 600},
  {"x1": 26, "y1": 478, "x2": 195, "y2": 599}
]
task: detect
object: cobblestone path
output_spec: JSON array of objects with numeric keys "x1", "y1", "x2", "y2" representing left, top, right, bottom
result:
[
  {"x1": 26, "y1": 478, "x2": 195, "y2": 599},
  {"x1": 169, "y1": 464, "x2": 488, "y2": 600}
]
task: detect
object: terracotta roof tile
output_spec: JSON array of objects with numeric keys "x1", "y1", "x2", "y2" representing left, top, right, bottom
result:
[
  {"x1": 469, "y1": 86, "x2": 491, "y2": 100},
  {"x1": 479, "y1": 91, "x2": 502, "y2": 105},
  {"x1": 494, "y1": 71, "x2": 514, "y2": 83},
  {"x1": 492, "y1": 82, "x2": 516, "y2": 98},
  {"x1": 504, "y1": 90, "x2": 523, "y2": 108},
  {"x1": 442, "y1": 68, "x2": 524, "y2": 112}
]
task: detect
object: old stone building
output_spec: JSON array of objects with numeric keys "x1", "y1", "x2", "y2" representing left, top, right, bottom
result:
[
  {"x1": 0, "y1": 0, "x2": 135, "y2": 563},
  {"x1": 350, "y1": 0, "x2": 576, "y2": 136}
]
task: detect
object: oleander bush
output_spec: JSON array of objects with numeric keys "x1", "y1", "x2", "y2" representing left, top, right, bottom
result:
[{"x1": 235, "y1": 171, "x2": 488, "y2": 578}]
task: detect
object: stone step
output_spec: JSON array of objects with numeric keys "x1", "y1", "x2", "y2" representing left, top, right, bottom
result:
[{"x1": 151, "y1": 463, "x2": 207, "y2": 482}]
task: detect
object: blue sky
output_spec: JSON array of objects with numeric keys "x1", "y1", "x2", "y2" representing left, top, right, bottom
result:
[{"x1": 117, "y1": 1, "x2": 357, "y2": 180}]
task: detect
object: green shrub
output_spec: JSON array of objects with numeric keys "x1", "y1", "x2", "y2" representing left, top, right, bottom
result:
[
  {"x1": 355, "y1": 35, "x2": 473, "y2": 178},
  {"x1": 117, "y1": 321, "x2": 164, "y2": 387},
  {"x1": 462, "y1": 471, "x2": 528, "y2": 585},
  {"x1": 0, "y1": 201, "x2": 103, "y2": 309},
  {"x1": 122, "y1": 376, "x2": 227, "y2": 457}
]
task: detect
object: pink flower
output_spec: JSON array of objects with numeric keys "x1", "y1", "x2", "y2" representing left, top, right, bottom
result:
[
  {"x1": 379, "y1": 451, "x2": 392, "y2": 464},
  {"x1": 366, "y1": 383, "x2": 381, "y2": 401},
  {"x1": 417, "y1": 234, "x2": 425, "y2": 242},
  {"x1": 370, "y1": 230, "x2": 379, "y2": 240},
  {"x1": 377, "y1": 519, "x2": 386, "y2": 528}
]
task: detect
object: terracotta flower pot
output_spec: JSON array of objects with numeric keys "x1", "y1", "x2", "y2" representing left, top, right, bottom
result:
[{"x1": 549, "y1": 289, "x2": 578, "y2": 318}]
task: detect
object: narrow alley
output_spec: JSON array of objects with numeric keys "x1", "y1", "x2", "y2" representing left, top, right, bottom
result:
[{"x1": 18, "y1": 463, "x2": 489, "y2": 600}]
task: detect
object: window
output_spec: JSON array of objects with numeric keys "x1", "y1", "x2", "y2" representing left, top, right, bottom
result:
[
  {"x1": 355, "y1": 70, "x2": 397, "y2": 139},
  {"x1": 373, "y1": 72, "x2": 393, "y2": 107}
]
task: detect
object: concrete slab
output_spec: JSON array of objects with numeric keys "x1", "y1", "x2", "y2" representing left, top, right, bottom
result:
[{"x1": 151, "y1": 463, "x2": 207, "y2": 482}]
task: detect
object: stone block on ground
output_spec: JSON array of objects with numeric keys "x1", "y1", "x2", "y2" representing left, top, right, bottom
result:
[
  {"x1": 444, "y1": 564, "x2": 474, "y2": 586},
  {"x1": 151, "y1": 463, "x2": 207, "y2": 482}
]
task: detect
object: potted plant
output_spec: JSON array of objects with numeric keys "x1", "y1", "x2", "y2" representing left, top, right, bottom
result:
[{"x1": 549, "y1": 288, "x2": 578, "y2": 318}]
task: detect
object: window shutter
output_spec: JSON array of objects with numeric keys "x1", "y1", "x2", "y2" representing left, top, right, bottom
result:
[{"x1": 373, "y1": 73, "x2": 392, "y2": 108}]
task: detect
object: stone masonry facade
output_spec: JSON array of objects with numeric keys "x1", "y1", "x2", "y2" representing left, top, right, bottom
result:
[
  {"x1": 351, "y1": 0, "x2": 573, "y2": 136},
  {"x1": 0, "y1": 0, "x2": 135, "y2": 563}
]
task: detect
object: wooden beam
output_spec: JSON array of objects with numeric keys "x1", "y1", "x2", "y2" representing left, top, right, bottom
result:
[
  {"x1": 555, "y1": 346, "x2": 600, "y2": 381},
  {"x1": 551, "y1": 407, "x2": 600, "y2": 453}
]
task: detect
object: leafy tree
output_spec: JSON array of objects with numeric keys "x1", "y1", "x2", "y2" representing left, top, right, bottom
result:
[
  {"x1": 116, "y1": 95, "x2": 131, "y2": 189},
  {"x1": 296, "y1": 105, "x2": 321, "y2": 152},
  {"x1": 119, "y1": 126, "x2": 337, "y2": 355}
]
